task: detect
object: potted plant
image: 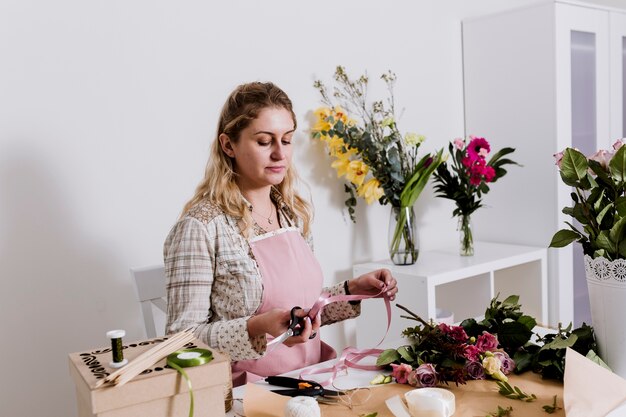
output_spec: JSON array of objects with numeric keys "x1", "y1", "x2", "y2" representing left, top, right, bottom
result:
[{"x1": 550, "y1": 139, "x2": 626, "y2": 378}]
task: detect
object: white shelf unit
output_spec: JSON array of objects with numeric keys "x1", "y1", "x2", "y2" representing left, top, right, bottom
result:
[
  {"x1": 462, "y1": 0, "x2": 626, "y2": 327},
  {"x1": 353, "y1": 242, "x2": 547, "y2": 348}
]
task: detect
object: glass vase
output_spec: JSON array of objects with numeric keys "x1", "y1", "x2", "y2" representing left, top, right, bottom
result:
[
  {"x1": 458, "y1": 214, "x2": 474, "y2": 256},
  {"x1": 388, "y1": 206, "x2": 419, "y2": 265}
]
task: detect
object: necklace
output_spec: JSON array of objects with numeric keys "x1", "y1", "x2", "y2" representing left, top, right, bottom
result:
[{"x1": 251, "y1": 203, "x2": 274, "y2": 225}]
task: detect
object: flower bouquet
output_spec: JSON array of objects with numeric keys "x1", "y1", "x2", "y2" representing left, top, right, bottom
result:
[
  {"x1": 550, "y1": 139, "x2": 626, "y2": 378},
  {"x1": 432, "y1": 136, "x2": 519, "y2": 256},
  {"x1": 376, "y1": 295, "x2": 602, "y2": 388},
  {"x1": 312, "y1": 66, "x2": 444, "y2": 265},
  {"x1": 550, "y1": 140, "x2": 626, "y2": 259}
]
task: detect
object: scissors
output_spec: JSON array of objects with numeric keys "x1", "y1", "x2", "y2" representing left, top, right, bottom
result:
[
  {"x1": 265, "y1": 376, "x2": 341, "y2": 398},
  {"x1": 267, "y1": 306, "x2": 307, "y2": 347}
]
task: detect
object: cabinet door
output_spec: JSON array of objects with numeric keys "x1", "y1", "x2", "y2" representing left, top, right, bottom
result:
[
  {"x1": 610, "y1": 11, "x2": 626, "y2": 140},
  {"x1": 555, "y1": 4, "x2": 610, "y2": 326}
]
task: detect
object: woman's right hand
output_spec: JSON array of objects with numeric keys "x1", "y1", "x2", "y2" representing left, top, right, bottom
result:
[{"x1": 248, "y1": 308, "x2": 321, "y2": 347}]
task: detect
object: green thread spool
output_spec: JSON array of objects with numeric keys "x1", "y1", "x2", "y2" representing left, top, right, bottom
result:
[
  {"x1": 167, "y1": 348, "x2": 213, "y2": 417},
  {"x1": 106, "y1": 329, "x2": 128, "y2": 368}
]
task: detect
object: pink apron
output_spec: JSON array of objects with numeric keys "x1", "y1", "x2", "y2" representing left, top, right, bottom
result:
[{"x1": 231, "y1": 227, "x2": 336, "y2": 386}]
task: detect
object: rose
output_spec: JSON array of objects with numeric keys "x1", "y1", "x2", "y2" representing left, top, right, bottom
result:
[
  {"x1": 407, "y1": 363, "x2": 438, "y2": 387},
  {"x1": 463, "y1": 344, "x2": 481, "y2": 362},
  {"x1": 482, "y1": 355, "x2": 508, "y2": 382},
  {"x1": 493, "y1": 351, "x2": 515, "y2": 375},
  {"x1": 438, "y1": 323, "x2": 468, "y2": 343},
  {"x1": 390, "y1": 363, "x2": 413, "y2": 384},
  {"x1": 464, "y1": 360, "x2": 486, "y2": 380},
  {"x1": 475, "y1": 331, "x2": 499, "y2": 352}
]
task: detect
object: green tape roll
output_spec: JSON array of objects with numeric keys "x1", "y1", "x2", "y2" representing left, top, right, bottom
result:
[{"x1": 166, "y1": 348, "x2": 214, "y2": 417}]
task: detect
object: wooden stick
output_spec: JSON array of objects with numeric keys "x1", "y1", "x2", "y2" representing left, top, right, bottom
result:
[{"x1": 95, "y1": 328, "x2": 195, "y2": 388}]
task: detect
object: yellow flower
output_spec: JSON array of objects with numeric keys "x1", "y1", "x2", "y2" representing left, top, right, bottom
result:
[
  {"x1": 327, "y1": 135, "x2": 348, "y2": 157},
  {"x1": 313, "y1": 107, "x2": 333, "y2": 132},
  {"x1": 346, "y1": 160, "x2": 369, "y2": 187},
  {"x1": 482, "y1": 356, "x2": 508, "y2": 382},
  {"x1": 331, "y1": 153, "x2": 352, "y2": 178},
  {"x1": 357, "y1": 178, "x2": 385, "y2": 204}
]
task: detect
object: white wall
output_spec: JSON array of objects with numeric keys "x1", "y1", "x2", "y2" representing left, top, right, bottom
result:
[{"x1": 1, "y1": 1, "x2": 618, "y2": 416}]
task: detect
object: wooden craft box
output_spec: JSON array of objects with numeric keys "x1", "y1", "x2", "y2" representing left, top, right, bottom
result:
[{"x1": 68, "y1": 337, "x2": 231, "y2": 417}]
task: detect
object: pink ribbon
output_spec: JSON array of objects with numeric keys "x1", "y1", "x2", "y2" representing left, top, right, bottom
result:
[{"x1": 299, "y1": 286, "x2": 392, "y2": 386}]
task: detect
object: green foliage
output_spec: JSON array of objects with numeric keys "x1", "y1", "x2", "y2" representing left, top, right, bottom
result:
[
  {"x1": 496, "y1": 381, "x2": 537, "y2": 402},
  {"x1": 550, "y1": 146, "x2": 626, "y2": 260},
  {"x1": 542, "y1": 395, "x2": 562, "y2": 414},
  {"x1": 486, "y1": 406, "x2": 513, "y2": 417}
]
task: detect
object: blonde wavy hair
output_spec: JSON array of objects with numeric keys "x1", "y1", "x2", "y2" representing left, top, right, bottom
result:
[{"x1": 181, "y1": 82, "x2": 312, "y2": 237}]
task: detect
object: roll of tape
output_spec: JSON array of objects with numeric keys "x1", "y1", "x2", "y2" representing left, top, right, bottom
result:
[
  {"x1": 166, "y1": 348, "x2": 214, "y2": 417},
  {"x1": 284, "y1": 396, "x2": 320, "y2": 417}
]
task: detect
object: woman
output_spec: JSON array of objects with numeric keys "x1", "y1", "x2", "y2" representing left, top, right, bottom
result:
[{"x1": 164, "y1": 81, "x2": 397, "y2": 386}]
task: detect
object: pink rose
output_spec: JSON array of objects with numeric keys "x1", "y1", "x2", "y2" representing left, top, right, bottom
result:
[
  {"x1": 407, "y1": 363, "x2": 438, "y2": 387},
  {"x1": 464, "y1": 360, "x2": 486, "y2": 380},
  {"x1": 475, "y1": 331, "x2": 499, "y2": 352},
  {"x1": 390, "y1": 363, "x2": 413, "y2": 384},
  {"x1": 554, "y1": 151, "x2": 564, "y2": 168},
  {"x1": 613, "y1": 138, "x2": 626, "y2": 150},
  {"x1": 454, "y1": 138, "x2": 465, "y2": 150},
  {"x1": 438, "y1": 323, "x2": 469, "y2": 343},
  {"x1": 493, "y1": 351, "x2": 516, "y2": 375},
  {"x1": 588, "y1": 149, "x2": 613, "y2": 170}
]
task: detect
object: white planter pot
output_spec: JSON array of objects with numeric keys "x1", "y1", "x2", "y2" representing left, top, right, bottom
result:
[{"x1": 584, "y1": 255, "x2": 626, "y2": 379}]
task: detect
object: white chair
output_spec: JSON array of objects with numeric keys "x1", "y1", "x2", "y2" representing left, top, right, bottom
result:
[{"x1": 131, "y1": 265, "x2": 167, "y2": 338}]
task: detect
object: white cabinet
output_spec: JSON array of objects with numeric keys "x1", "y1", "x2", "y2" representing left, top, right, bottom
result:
[
  {"x1": 353, "y1": 242, "x2": 547, "y2": 348},
  {"x1": 462, "y1": 0, "x2": 626, "y2": 327}
]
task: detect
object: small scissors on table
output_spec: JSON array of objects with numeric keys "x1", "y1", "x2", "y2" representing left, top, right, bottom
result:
[
  {"x1": 267, "y1": 306, "x2": 307, "y2": 347},
  {"x1": 265, "y1": 376, "x2": 341, "y2": 399}
]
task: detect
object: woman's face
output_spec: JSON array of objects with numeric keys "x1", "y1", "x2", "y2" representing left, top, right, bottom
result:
[{"x1": 221, "y1": 107, "x2": 295, "y2": 191}]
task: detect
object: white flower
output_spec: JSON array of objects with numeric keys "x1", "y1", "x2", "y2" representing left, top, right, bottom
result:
[{"x1": 405, "y1": 132, "x2": 425, "y2": 146}]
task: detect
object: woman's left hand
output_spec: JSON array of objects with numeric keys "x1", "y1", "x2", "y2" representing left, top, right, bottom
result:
[{"x1": 348, "y1": 269, "x2": 397, "y2": 301}]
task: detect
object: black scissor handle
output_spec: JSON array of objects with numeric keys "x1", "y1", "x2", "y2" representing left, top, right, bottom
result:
[{"x1": 289, "y1": 306, "x2": 305, "y2": 336}]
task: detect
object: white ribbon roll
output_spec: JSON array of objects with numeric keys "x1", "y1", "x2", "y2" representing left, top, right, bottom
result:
[
  {"x1": 284, "y1": 396, "x2": 320, "y2": 417},
  {"x1": 386, "y1": 388, "x2": 456, "y2": 417}
]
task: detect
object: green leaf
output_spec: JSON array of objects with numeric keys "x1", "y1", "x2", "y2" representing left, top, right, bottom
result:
[
  {"x1": 560, "y1": 148, "x2": 589, "y2": 183},
  {"x1": 376, "y1": 349, "x2": 400, "y2": 366},
  {"x1": 518, "y1": 315, "x2": 537, "y2": 331},
  {"x1": 502, "y1": 295, "x2": 519, "y2": 306},
  {"x1": 542, "y1": 334, "x2": 577, "y2": 350},
  {"x1": 609, "y1": 216, "x2": 626, "y2": 248},
  {"x1": 609, "y1": 146, "x2": 626, "y2": 182},
  {"x1": 616, "y1": 196, "x2": 626, "y2": 217},
  {"x1": 498, "y1": 321, "x2": 533, "y2": 350},
  {"x1": 595, "y1": 231, "x2": 616, "y2": 253},
  {"x1": 549, "y1": 229, "x2": 581, "y2": 248},
  {"x1": 397, "y1": 345, "x2": 415, "y2": 362},
  {"x1": 586, "y1": 350, "x2": 612, "y2": 371},
  {"x1": 596, "y1": 203, "x2": 613, "y2": 225}
]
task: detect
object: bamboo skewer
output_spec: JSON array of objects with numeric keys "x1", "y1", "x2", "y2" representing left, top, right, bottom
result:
[{"x1": 95, "y1": 328, "x2": 195, "y2": 388}]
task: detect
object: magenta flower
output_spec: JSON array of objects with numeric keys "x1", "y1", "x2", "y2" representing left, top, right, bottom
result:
[
  {"x1": 467, "y1": 136, "x2": 491, "y2": 161},
  {"x1": 475, "y1": 331, "x2": 499, "y2": 353},
  {"x1": 390, "y1": 363, "x2": 413, "y2": 384},
  {"x1": 464, "y1": 360, "x2": 486, "y2": 380},
  {"x1": 438, "y1": 323, "x2": 469, "y2": 343},
  {"x1": 463, "y1": 344, "x2": 482, "y2": 362},
  {"x1": 493, "y1": 351, "x2": 516, "y2": 375},
  {"x1": 407, "y1": 363, "x2": 438, "y2": 387}
]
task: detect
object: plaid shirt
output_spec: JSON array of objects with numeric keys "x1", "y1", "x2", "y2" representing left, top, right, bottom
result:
[{"x1": 164, "y1": 190, "x2": 360, "y2": 361}]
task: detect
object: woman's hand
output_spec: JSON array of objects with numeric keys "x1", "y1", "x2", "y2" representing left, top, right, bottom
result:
[
  {"x1": 347, "y1": 268, "x2": 398, "y2": 301},
  {"x1": 247, "y1": 308, "x2": 321, "y2": 346}
]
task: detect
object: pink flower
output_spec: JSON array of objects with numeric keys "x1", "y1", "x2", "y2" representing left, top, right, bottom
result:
[
  {"x1": 438, "y1": 323, "x2": 469, "y2": 343},
  {"x1": 390, "y1": 363, "x2": 413, "y2": 384},
  {"x1": 454, "y1": 138, "x2": 465, "y2": 150},
  {"x1": 475, "y1": 331, "x2": 499, "y2": 353},
  {"x1": 463, "y1": 344, "x2": 482, "y2": 362},
  {"x1": 407, "y1": 363, "x2": 438, "y2": 387},
  {"x1": 613, "y1": 138, "x2": 626, "y2": 150},
  {"x1": 467, "y1": 137, "x2": 490, "y2": 161},
  {"x1": 554, "y1": 151, "x2": 564, "y2": 168},
  {"x1": 588, "y1": 149, "x2": 613, "y2": 170},
  {"x1": 493, "y1": 351, "x2": 516, "y2": 375}
]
